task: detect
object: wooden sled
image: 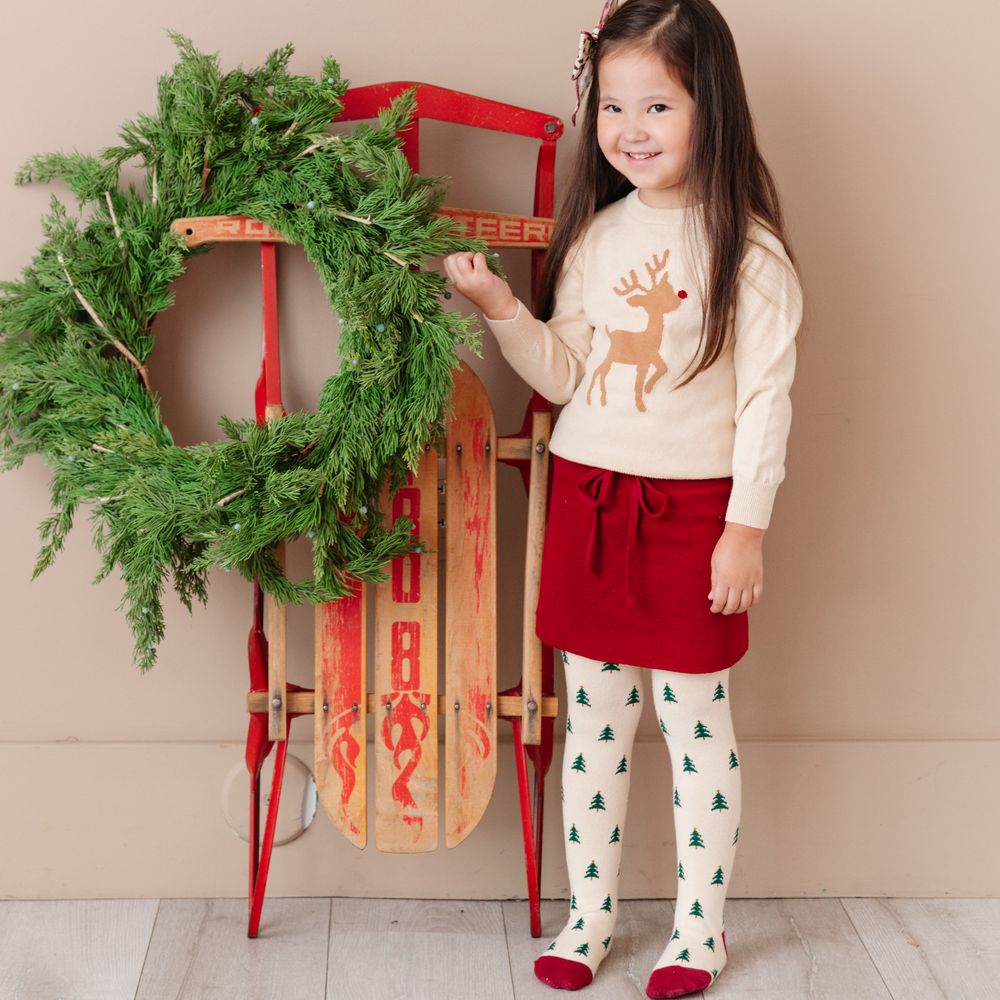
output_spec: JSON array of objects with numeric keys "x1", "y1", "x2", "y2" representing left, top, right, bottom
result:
[{"x1": 173, "y1": 82, "x2": 562, "y2": 939}]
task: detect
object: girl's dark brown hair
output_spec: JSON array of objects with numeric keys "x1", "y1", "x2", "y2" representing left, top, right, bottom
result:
[{"x1": 537, "y1": 0, "x2": 794, "y2": 386}]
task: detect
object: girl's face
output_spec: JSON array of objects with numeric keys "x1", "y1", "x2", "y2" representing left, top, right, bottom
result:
[{"x1": 596, "y1": 46, "x2": 695, "y2": 209}]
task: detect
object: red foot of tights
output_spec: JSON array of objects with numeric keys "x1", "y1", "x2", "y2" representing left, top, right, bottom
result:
[
  {"x1": 646, "y1": 929, "x2": 727, "y2": 997},
  {"x1": 645, "y1": 966, "x2": 712, "y2": 998},
  {"x1": 534, "y1": 956, "x2": 594, "y2": 991}
]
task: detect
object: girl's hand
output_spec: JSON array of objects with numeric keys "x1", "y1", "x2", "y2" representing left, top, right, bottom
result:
[
  {"x1": 709, "y1": 522, "x2": 764, "y2": 615},
  {"x1": 442, "y1": 252, "x2": 518, "y2": 320}
]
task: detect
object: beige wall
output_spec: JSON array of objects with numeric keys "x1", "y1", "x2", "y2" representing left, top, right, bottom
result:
[{"x1": 2, "y1": 0, "x2": 998, "y2": 900}]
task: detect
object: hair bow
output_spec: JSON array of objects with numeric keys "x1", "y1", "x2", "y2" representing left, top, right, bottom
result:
[{"x1": 571, "y1": 0, "x2": 621, "y2": 125}]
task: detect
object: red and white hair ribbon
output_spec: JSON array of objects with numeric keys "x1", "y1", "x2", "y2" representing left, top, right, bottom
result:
[{"x1": 571, "y1": 0, "x2": 621, "y2": 125}]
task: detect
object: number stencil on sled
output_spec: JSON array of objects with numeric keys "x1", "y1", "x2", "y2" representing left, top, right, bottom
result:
[{"x1": 374, "y1": 446, "x2": 440, "y2": 852}]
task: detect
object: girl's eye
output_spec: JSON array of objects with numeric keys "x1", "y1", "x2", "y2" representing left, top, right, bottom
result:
[
  {"x1": 603, "y1": 104, "x2": 622, "y2": 113},
  {"x1": 649, "y1": 104, "x2": 669, "y2": 113}
]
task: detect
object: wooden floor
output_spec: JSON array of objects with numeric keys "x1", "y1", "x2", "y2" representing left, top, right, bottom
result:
[{"x1": 1, "y1": 897, "x2": 996, "y2": 999}]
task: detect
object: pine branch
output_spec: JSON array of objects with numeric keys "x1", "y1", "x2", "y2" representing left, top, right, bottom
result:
[{"x1": 1, "y1": 34, "x2": 487, "y2": 671}]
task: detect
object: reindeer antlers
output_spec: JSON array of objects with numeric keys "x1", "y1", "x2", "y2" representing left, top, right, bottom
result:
[
  {"x1": 646, "y1": 250, "x2": 669, "y2": 285},
  {"x1": 613, "y1": 250, "x2": 671, "y2": 296},
  {"x1": 613, "y1": 269, "x2": 644, "y2": 297}
]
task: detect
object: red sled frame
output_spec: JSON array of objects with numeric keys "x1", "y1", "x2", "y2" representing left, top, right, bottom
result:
[{"x1": 235, "y1": 83, "x2": 562, "y2": 937}]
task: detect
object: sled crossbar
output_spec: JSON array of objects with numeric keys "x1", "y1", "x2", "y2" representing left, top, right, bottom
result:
[
  {"x1": 248, "y1": 692, "x2": 559, "y2": 716},
  {"x1": 172, "y1": 207, "x2": 555, "y2": 250}
]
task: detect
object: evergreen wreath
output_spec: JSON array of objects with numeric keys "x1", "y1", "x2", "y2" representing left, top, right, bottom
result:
[{"x1": 0, "y1": 34, "x2": 497, "y2": 671}]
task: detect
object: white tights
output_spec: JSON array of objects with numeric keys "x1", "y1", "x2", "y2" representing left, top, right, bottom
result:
[{"x1": 545, "y1": 652, "x2": 741, "y2": 985}]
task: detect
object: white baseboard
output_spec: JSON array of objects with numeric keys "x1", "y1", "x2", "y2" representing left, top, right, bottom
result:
[{"x1": 0, "y1": 738, "x2": 992, "y2": 899}]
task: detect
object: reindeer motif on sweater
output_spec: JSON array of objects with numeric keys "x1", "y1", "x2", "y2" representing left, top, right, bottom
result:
[{"x1": 587, "y1": 250, "x2": 686, "y2": 413}]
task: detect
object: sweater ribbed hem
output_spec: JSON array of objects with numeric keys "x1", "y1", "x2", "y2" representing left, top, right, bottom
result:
[{"x1": 725, "y1": 479, "x2": 778, "y2": 529}]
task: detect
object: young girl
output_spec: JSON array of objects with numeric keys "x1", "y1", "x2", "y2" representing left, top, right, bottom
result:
[{"x1": 444, "y1": 1, "x2": 801, "y2": 995}]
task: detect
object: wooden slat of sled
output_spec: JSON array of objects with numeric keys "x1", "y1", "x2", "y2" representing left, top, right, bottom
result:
[
  {"x1": 374, "y1": 448, "x2": 439, "y2": 853},
  {"x1": 520, "y1": 409, "x2": 551, "y2": 746},
  {"x1": 169, "y1": 207, "x2": 554, "y2": 250},
  {"x1": 314, "y1": 586, "x2": 368, "y2": 848},
  {"x1": 445, "y1": 363, "x2": 498, "y2": 848}
]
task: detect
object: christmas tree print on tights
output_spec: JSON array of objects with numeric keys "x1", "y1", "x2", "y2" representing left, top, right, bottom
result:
[
  {"x1": 536, "y1": 655, "x2": 740, "y2": 995},
  {"x1": 648, "y1": 665, "x2": 741, "y2": 995},
  {"x1": 536, "y1": 653, "x2": 644, "y2": 987}
]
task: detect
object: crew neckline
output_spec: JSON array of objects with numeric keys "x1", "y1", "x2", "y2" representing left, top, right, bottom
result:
[{"x1": 624, "y1": 188, "x2": 695, "y2": 223}]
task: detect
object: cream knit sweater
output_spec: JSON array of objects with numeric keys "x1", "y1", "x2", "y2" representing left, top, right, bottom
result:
[{"x1": 485, "y1": 190, "x2": 801, "y2": 529}]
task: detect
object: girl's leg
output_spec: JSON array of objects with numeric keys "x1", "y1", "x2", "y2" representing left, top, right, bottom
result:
[
  {"x1": 647, "y1": 668, "x2": 741, "y2": 998},
  {"x1": 535, "y1": 651, "x2": 645, "y2": 991}
]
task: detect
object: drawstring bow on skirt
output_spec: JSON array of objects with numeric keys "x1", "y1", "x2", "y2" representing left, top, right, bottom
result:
[{"x1": 576, "y1": 468, "x2": 669, "y2": 606}]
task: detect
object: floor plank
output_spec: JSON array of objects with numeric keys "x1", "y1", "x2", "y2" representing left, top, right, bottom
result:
[
  {"x1": 0, "y1": 899, "x2": 158, "y2": 1000},
  {"x1": 872, "y1": 899, "x2": 1000, "y2": 1000},
  {"x1": 134, "y1": 897, "x2": 330, "y2": 1000},
  {"x1": 328, "y1": 898, "x2": 513, "y2": 1000},
  {"x1": 842, "y1": 898, "x2": 946, "y2": 999},
  {"x1": 503, "y1": 899, "x2": 677, "y2": 999},
  {"x1": 5, "y1": 895, "x2": 994, "y2": 1000},
  {"x1": 706, "y1": 898, "x2": 893, "y2": 998}
]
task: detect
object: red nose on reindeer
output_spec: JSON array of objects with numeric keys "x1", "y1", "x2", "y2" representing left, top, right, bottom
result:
[{"x1": 678, "y1": 290, "x2": 688, "y2": 299}]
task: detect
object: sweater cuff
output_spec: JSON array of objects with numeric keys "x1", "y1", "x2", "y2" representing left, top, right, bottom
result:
[
  {"x1": 725, "y1": 479, "x2": 779, "y2": 530},
  {"x1": 484, "y1": 299, "x2": 536, "y2": 355}
]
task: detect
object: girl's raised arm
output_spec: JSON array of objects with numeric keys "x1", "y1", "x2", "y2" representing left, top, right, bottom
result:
[{"x1": 444, "y1": 249, "x2": 595, "y2": 405}]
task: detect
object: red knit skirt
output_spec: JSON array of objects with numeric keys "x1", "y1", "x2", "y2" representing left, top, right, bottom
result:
[{"x1": 535, "y1": 457, "x2": 748, "y2": 673}]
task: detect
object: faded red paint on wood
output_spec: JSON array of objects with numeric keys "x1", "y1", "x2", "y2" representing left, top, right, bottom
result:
[
  {"x1": 391, "y1": 487, "x2": 423, "y2": 603},
  {"x1": 445, "y1": 363, "x2": 497, "y2": 848},
  {"x1": 172, "y1": 208, "x2": 554, "y2": 253},
  {"x1": 438, "y1": 206, "x2": 554, "y2": 248},
  {"x1": 314, "y1": 585, "x2": 367, "y2": 848},
  {"x1": 170, "y1": 215, "x2": 286, "y2": 247},
  {"x1": 374, "y1": 448, "x2": 439, "y2": 852}
]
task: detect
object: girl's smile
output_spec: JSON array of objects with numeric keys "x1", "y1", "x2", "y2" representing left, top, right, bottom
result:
[{"x1": 596, "y1": 46, "x2": 695, "y2": 208}]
